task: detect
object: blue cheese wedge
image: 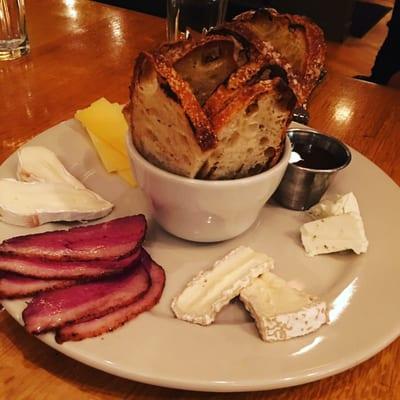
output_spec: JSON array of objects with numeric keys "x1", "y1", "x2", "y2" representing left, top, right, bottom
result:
[
  {"x1": 240, "y1": 271, "x2": 328, "y2": 342},
  {"x1": 307, "y1": 192, "x2": 360, "y2": 219},
  {"x1": 300, "y1": 214, "x2": 368, "y2": 256},
  {"x1": 171, "y1": 246, "x2": 274, "y2": 325}
]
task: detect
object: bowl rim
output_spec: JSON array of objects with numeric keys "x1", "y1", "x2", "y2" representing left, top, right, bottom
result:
[
  {"x1": 287, "y1": 128, "x2": 352, "y2": 173},
  {"x1": 126, "y1": 133, "x2": 291, "y2": 188}
]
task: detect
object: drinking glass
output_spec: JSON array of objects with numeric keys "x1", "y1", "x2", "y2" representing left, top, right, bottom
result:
[
  {"x1": 0, "y1": 0, "x2": 29, "y2": 61},
  {"x1": 167, "y1": 0, "x2": 228, "y2": 41}
]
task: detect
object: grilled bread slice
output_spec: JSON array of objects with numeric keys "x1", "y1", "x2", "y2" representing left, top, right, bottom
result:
[
  {"x1": 232, "y1": 8, "x2": 326, "y2": 100},
  {"x1": 209, "y1": 26, "x2": 307, "y2": 106},
  {"x1": 157, "y1": 36, "x2": 244, "y2": 105},
  {"x1": 199, "y1": 77, "x2": 295, "y2": 179},
  {"x1": 204, "y1": 49, "x2": 305, "y2": 117},
  {"x1": 125, "y1": 52, "x2": 215, "y2": 178}
]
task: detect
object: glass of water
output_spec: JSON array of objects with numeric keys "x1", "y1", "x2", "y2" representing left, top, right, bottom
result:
[
  {"x1": 0, "y1": 0, "x2": 29, "y2": 61},
  {"x1": 167, "y1": 0, "x2": 228, "y2": 41}
]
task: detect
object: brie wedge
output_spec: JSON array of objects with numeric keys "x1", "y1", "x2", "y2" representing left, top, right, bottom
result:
[
  {"x1": 300, "y1": 214, "x2": 368, "y2": 256},
  {"x1": 240, "y1": 272, "x2": 328, "y2": 342},
  {"x1": 0, "y1": 179, "x2": 113, "y2": 227},
  {"x1": 307, "y1": 192, "x2": 360, "y2": 219},
  {"x1": 171, "y1": 246, "x2": 274, "y2": 325},
  {"x1": 17, "y1": 146, "x2": 85, "y2": 189}
]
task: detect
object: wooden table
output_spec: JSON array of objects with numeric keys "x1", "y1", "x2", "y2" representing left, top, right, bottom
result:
[{"x1": 0, "y1": 1, "x2": 399, "y2": 399}]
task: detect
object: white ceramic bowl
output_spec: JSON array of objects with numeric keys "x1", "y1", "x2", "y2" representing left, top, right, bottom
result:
[{"x1": 127, "y1": 135, "x2": 291, "y2": 242}]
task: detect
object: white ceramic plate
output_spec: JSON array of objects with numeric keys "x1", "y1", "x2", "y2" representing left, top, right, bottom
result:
[{"x1": 1, "y1": 120, "x2": 399, "y2": 392}]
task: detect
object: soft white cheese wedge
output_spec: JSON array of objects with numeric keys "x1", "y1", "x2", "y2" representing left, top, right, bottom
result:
[
  {"x1": 240, "y1": 271, "x2": 328, "y2": 342},
  {"x1": 307, "y1": 192, "x2": 360, "y2": 219},
  {"x1": 171, "y1": 246, "x2": 274, "y2": 325},
  {"x1": 17, "y1": 146, "x2": 85, "y2": 189},
  {"x1": 300, "y1": 213, "x2": 368, "y2": 256},
  {"x1": 0, "y1": 179, "x2": 113, "y2": 227}
]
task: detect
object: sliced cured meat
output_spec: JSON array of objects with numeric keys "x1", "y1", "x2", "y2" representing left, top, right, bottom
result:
[
  {"x1": 0, "y1": 215, "x2": 146, "y2": 261},
  {"x1": 0, "y1": 272, "x2": 76, "y2": 299},
  {"x1": 0, "y1": 249, "x2": 140, "y2": 279},
  {"x1": 56, "y1": 252, "x2": 166, "y2": 343},
  {"x1": 22, "y1": 256, "x2": 150, "y2": 334}
]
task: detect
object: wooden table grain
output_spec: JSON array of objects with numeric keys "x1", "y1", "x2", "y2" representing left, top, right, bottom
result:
[{"x1": 0, "y1": 1, "x2": 399, "y2": 399}]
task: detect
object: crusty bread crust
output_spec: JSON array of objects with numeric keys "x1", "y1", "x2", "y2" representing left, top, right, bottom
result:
[
  {"x1": 210, "y1": 22, "x2": 306, "y2": 104},
  {"x1": 130, "y1": 51, "x2": 216, "y2": 151},
  {"x1": 156, "y1": 36, "x2": 243, "y2": 106},
  {"x1": 204, "y1": 49, "x2": 305, "y2": 117},
  {"x1": 156, "y1": 35, "x2": 240, "y2": 65},
  {"x1": 125, "y1": 52, "x2": 214, "y2": 177},
  {"x1": 200, "y1": 78, "x2": 295, "y2": 179},
  {"x1": 151, "y1": 53, "x2": 216, "y2": 150},
  {"x1": 233, "y1": 8, "x2": 326, "y2": 100}
]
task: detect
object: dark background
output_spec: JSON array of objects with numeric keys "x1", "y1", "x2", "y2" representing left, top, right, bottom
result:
[{"x1": 95, "y1": 0, "x2": 391, "y2": 42}]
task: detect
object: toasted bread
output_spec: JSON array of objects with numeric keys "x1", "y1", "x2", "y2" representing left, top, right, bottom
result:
[
  {"x1": 199, "y1": 78, "x2": 295, "y2": 179},
  {"x1": 125, "y1": 52, "x2": 215, "y2": 178},
  {"x1": 204, "y1": 49, "x2": 305, "y2": 117},
  {"x1": 125, "y1": 9, "x2": 325, "y2": 180},
  {"x1": 157, "y1": 36, "x2": 244, "y2": 105},
  {"x1": 232, "y1": 8, "x2": 326, "y2": 99}
]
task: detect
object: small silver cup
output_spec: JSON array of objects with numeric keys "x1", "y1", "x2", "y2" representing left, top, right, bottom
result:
[{"x1": 274, "y1": 129, "x2": 351, "y2": 210}]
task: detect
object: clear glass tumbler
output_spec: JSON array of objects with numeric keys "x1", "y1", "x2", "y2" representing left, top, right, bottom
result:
[
  {"x1": 0, "y1": 0, "x2": 29, "y2": 61},
  {"x1": 167, "y1": 0, "x2": 228, "y2": 41}
]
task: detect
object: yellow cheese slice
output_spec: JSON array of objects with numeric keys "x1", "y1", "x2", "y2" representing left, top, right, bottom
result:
[
  {"x1": 74, "y1": 97, "x2": 137, "y2": 186},
  {"x1": 117, "y1": 168, "x2": 137, "y2": 188},
  {"x1": 75, "y1": 97, "x2": 128, "y2": 156},
  {"x1": 87, "y1": 131, "x2": 130, "y2": 173}
]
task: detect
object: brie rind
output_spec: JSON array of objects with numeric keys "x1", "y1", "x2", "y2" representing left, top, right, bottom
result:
[
  {"x1": 17, "y1": 146, "x2": 85, "y2": 189},
  {"x1": 240, "y1": 271, "x2": 328, "y2": 342},
  {"x1": 300, "y1": 213, "x2": 368, "y2": 256},
  {"x1": 0, "y1": 179, "x2": 113, "y2": 227},
  {"x1": 171, "y1": 246, "x2": 274, "y2": 325},
  {"x1": 307, "y1": 192, "x2": 360, "y2": 220}
]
